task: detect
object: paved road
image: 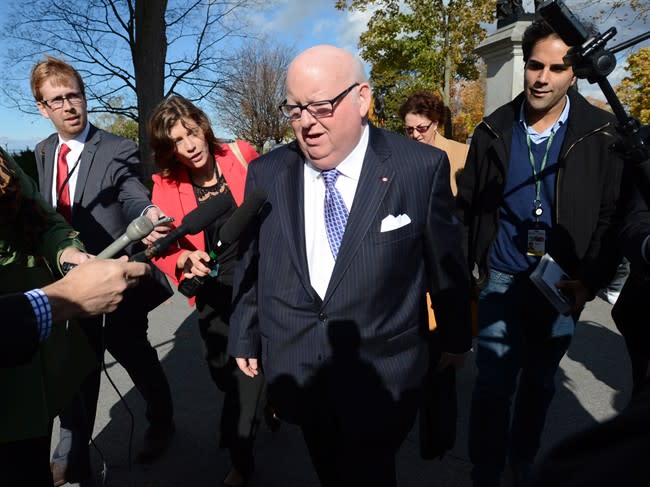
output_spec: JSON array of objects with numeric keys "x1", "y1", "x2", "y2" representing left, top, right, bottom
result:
[{"x1": 53, "y1": 287, "x2": 632, "y2": 486}]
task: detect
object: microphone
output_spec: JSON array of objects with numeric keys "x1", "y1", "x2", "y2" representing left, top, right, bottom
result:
[
  {"x1": 177, "y1": 189, "x2": 267, "y2": 297},
  {"x1": 96, "y1": 215, "x2": 154, "y2": 259},
  {"x1": 218, "y1": 189, "x2": 268, "y2": 246},
  {"x1": 130, "y1": 193, "x2": 234, "y2": 262}
]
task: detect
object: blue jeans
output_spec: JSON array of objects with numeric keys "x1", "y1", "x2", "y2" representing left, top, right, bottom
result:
[{"x1": 468, "y1": 269, "x2": 575, "y2": 487}]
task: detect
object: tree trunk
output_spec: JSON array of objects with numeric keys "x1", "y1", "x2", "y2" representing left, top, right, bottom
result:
[
  {"x1": 443, "y1": 12, "x2": 453, "y2": 139},
  {"x1": 134, "y1": 0, "x2": 168, "y2": 177}
]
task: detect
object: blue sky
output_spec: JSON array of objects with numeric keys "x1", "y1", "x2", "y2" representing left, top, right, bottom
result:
[
  {"x1": 0, "y1": 0, "x2": 647, "y2": 152},
  {"x1": 0, "y1": 0, "x2": 372, "y2": 152}
]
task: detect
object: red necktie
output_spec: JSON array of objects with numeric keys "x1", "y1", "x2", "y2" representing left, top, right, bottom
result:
[{"x1": 56, "y1": 143, "x2": 72, "y2": 222}]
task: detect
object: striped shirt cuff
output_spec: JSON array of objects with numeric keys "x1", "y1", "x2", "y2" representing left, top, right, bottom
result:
[{"x1": 24, "y1": 289, "x2": 53, "y2": 341}]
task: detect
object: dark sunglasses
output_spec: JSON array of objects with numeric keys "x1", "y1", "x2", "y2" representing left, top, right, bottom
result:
[{"x1": 404, "y1": 121, "x2": 435, "y2": 135}]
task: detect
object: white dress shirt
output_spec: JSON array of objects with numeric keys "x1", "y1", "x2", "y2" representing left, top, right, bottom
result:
[
  {"x1": 304, "y1": 124, "x2": 369, "y2": 299},
  {"x1": 51, "y1": 123, "x2": 90, "y2": 207}
]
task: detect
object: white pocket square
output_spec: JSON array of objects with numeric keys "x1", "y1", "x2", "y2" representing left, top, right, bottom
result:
[{"x1": 380, "y1": 213, "x2": 412, "y2": 232}]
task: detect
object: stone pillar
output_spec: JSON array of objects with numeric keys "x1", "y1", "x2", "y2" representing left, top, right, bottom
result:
[{"x1": 474, "y1": 19, "x2": 533, "y2": 117}]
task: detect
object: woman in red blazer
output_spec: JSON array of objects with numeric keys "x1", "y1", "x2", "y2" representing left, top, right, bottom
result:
[{"x1": 148, "y1": 95, "x2": 262, "y2": 487}]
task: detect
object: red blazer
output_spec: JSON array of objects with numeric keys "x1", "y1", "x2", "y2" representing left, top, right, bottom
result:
[{"x1": 151, "y1": 140, "x2": 258, "y2": 297}]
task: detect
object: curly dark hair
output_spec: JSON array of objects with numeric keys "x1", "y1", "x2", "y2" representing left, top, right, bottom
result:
[
  {"x1": 0, "y1": 150, "x2": 54, "y2": 252},
  {"x1": 398, "y1": 90, "x2": 446, "y2": 125}
]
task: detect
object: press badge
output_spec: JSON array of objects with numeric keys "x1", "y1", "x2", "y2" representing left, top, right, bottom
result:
[{"x1": 527, "y1": 228, "x2": 546, "y2": 256}]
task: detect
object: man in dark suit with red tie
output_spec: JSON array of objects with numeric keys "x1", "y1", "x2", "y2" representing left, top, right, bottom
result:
[
  {"x1": 228, "y1": 45, "x2": 472, "y2": 487},
  {"x1": 31, "y1": 56, "x2": 175, "y2": 484}
]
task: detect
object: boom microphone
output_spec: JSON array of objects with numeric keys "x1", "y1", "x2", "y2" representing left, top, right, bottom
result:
[
  {"x1": 130, "y1": 193, "x2": 234, "y2": 262},
  {"x1": 219, "y1": 189, "x2": 268, "y2": 246},
  {"x1": 177, "y1": 189, "x2": 267, "y2": 297},
  {"x1": 96, "y1": 215, "x2": 154, "y2": 259}
]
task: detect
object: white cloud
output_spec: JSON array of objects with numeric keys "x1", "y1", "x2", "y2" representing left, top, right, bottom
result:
[
  {"x1": 248, "y1": 0, "x2": 373, "y2": 55},
  {"x1": 335, "y1": 7, "x2": 375, "y2": 53}
]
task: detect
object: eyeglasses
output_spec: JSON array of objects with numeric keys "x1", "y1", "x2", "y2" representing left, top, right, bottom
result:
[
  {"x1": 404, "y1": 121, "x2": 434, "y2": 135},
  {"x1": 40, "y1": 92, "x2": 85, "y2": 110},
  {"x1": 279, "y1": 83, "x2": 360, "y2": 121}
]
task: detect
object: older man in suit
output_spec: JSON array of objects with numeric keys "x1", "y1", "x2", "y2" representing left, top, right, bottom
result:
[
  {"x1": 229, "y1": 45, "x2": 472, "y2": 487},
  {"x1": 31, "y1": 56, "x2": 175, "y2": 484}
]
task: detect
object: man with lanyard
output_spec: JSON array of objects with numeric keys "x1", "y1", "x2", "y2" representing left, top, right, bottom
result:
[{"x1": 457, "y1": 19, "x2": 624, "y2": 487}]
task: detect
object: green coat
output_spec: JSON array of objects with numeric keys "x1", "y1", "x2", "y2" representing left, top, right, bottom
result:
[{"x1": 0, "y1": 149, "x2": 95, "y2": 443}]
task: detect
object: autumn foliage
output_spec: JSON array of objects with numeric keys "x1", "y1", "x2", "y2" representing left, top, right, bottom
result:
[{"x1": 616, "y1": 47, "x2": 650, "y2": 125}]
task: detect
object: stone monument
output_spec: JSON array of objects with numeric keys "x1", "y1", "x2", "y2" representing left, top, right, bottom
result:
[{"x1": 474, "y1": 1, "x2": 536, "y2": 116}]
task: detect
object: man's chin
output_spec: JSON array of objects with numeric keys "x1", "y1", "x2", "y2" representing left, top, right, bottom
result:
[{"x1": 309, "y1": 158, "x2": 339, "y2": 171}]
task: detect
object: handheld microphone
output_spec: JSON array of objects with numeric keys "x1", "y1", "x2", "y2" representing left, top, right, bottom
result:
[
  {"x1": 130, "y1": 193, "x2": 234, "y2": 263},
  {"x1": 96, "y1": 215, "x2": 154, "y2": 259},
  {"x1": 177, "y1": 189, "x2": 267, "y2": 297}
]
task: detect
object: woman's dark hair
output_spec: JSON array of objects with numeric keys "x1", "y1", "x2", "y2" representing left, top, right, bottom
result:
[
  {"x1": 398, "y1": 90, "x2": 446, "y2": 125},
  {"x1": 148, "y1": 95, "x2": 224, "y2": 176},
  {"x1": 0, "y1": 150, "x2": 55, "y2": 252}
]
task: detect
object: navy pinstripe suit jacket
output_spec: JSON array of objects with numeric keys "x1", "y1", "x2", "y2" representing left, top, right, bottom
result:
[{"x1": 229, "y1": 125, "x2": 471, "y2": 423}]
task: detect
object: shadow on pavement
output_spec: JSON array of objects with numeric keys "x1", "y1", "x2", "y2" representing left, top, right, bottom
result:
[{"x1": 80, "y1": 296, "x2": 631, "y2": 487}]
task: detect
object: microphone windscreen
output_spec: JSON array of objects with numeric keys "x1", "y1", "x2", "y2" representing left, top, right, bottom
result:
[
  {"x1": 183, "y1": 193, "x2": 234, "y2": 234},
  {"x1": 126, "y1": 215, "x2": 154, "y2": 241},
  {"x1": 219, "y1": 189, "x2": 268, "y2": 245}
]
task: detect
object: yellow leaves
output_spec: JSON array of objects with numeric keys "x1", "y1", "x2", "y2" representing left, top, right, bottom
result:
[
  {"x1": 615, "y1": 47, "x2": 650, "y2": 124},
  {"x1": 450, "y1": 74, "x2": 486, "y2": 143}
]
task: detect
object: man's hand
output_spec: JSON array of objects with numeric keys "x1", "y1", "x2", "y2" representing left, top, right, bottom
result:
[
  {"x1": 143, "y1": 206, "x2": 173, "y2": 246},
  {"x1": 236, "y1": 357, "x2": 259, "y2": 378},
  {"x1": 555, "y1": 278, "x2": 591, "y2": 315},
  {"x1": 59, "y1": 246, "x2": 92, "y2": 267},
  {"x1": 45, "y1": 257, "x2": 150, "y2": 321}
]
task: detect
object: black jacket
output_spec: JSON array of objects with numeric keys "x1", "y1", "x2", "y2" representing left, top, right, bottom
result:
[
  {"x1": 612, "y1": 156, "x2": 650, "y2": 361},
  {"x1": 0, "y1": 293, "x2": 39, "y2": 368},
  {"x1": 457, "y1": 89, "x2": 624, "y2": 295}
]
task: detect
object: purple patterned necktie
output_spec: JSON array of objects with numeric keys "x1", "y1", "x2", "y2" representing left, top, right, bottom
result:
[{"x1": 322, "y1": 169, "x2": 349, "y2": 259}]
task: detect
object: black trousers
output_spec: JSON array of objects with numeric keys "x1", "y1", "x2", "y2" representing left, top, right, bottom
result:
[
  {"x1": 196, "y1": 280, "x2": 265, "y2": 474},
  {"x1": 0, "y1": 423, "x2": 53, "y2": 487},
  {"x1": 52, "y1": 307, "x2": 173, "y2": 480},
  {"x1": 300, "y1": 400, "x2": 418, "y2": 487}
]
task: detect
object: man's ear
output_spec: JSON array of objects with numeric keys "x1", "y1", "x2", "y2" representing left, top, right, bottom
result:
[
  {"x1": 37, "y1": 102, "x2": 51, "y2": 120},
  {"x1": 358, "y1": 83, "x2": 372, "y2": 117}
]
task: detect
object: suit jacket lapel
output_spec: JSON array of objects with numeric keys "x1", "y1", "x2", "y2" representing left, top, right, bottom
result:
[
  {"x1": 324, "y1": 125, "x2": 394, "y2": 304},
  {"x1": 275, "y1": 145, "x2": 315, "y2": 299},
  {"x1": 74, "y1": 125, "x2": 100, "y2": 206},
  {"x1": 39, "y1": 135, "x2": 58, "y2": 206}
]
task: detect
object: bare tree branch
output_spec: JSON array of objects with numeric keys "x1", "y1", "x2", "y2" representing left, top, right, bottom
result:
[
  {"x1": 211, "y1": 40, "x2": 293, "y2": 150},
  {"x1": 1, "y1": 0, "x2": 267, "y2": 167}
]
